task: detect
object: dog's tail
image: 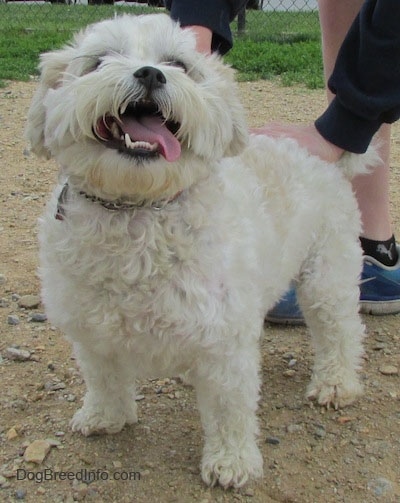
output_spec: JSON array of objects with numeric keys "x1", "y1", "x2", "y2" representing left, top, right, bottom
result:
[{"x1": 338, "y1": 143, "x2": 382, "y2": 180}]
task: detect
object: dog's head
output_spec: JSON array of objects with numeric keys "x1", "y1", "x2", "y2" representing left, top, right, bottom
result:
[{"x1": 26, "y1": 14, "x2": 248, "y2": 203}]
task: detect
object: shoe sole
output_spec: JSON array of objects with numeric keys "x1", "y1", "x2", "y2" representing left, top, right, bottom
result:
[
  {"x1": 266, "y1": 300, "x2": 400, "y2": 324},
  {"x1": 264, "y1": 315, "x2": 305, "y2": 326},
  {"x1": 359, "y1": 300, "x2": 400, "y2": 315}
]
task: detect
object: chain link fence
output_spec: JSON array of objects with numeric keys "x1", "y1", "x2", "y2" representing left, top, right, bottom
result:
[
  {"x1": 1, "y1": 0, "x2": 317, "y2": 8},
  {"x1": 1, "y1": 1, "x2": 319, "y2": 37}
]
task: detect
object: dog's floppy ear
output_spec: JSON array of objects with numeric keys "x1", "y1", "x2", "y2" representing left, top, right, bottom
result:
[
  {"x1": 25, "y1": 45, "x2": 76, "y2": 158},
  {"x1": 214, "y1": 61, "x2": 249, "y2": 158},
  {"x1": 223, "y1": 96, "x2": 249, "y2": 157}
]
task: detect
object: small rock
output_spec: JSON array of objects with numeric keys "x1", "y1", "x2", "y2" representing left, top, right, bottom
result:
[
  {"x1": 379, "y1": 364, "x2": 398, "y2": 376},
  {"x1": 0, "y1": 475, "x2": 7, "y2": 487},
  {"x1": 372, "y1": 342, "x2": 386, "y2": 351},
  {"x1": 282, "y1": 352, "x2": 296, "y2": 361},
  {"x1": 187, "y1": 465, "x2": 199, "y2": 475},
  {"x1": 1, "y1": 470, "x2": 16, "y2": 479},
  {"x1": 314, "y1": 425, "x2": 326, "y2": 438},
  {"x1": 44, "y1": 381, "x2": 66, "y2": 391},
  {"x1": 29, "y1": 313, "x2": 47, "y2": 323},
  {"x1": 6, "y1": 427, "x2": 19, "y2": 440},
  {"x1": 5, "y1": 347, "x2": 31, "y2": 361},
  {"x1": 0, "y1": 298, "x2": 9, "y2": 308},
  {"x1": 283, "y1": 369, "x2": 296, "y2": 377},
  {"x1": 0, "y1": 274, "x2": 6, "y2": 285},
  {"x1": 337, "y1": 416, "x2": 355, "y2": 424},
  {"x1": 23, "y1": 439, "x2": 51, "y2": 464},
  {"x1": 367, "y1": 477, "x2": 394, "y2": 497},
  {"x1": 11, "y1": 398, "x2": 28, "y2": 411},
  {"x1": 72, "y1": 483, "x2": 88, "y2": 501},
  {"x1": 45, "y1": 438, "x2": 62, "y2": 447},
  {"x1": 7, "y1": 315, "x2": 20, "y2": 325},
  {"x1": 286, "y1": 424, "x2": 303, "y2": 434},
  {"x1": 266, "y1": 436, "x2": 280, "y2": 445},
  {"x1": 15, "y1": 489, "x2": 27, "y2": 500},
  {"x1": 18, "y1": 295, "x2": 40, "y2": 309}
]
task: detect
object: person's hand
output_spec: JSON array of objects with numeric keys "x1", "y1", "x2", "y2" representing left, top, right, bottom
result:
[
  {"x1": 184, "y1": 26, "x2": 212, "y2": 55},
  {"x1": 251, "y1": 122, "x2": 345, "y2": 163}
]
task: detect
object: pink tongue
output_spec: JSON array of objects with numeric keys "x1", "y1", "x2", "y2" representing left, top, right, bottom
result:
[{"x1": 120, "y1": 115, "x2": 181, "y2": 162}]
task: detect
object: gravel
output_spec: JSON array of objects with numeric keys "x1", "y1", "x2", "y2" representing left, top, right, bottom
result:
[{"x1": 0, "y1": 80, "x2": 399, "y2": 503}]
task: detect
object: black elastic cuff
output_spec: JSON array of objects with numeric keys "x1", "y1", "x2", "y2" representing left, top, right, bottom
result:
[{"x1": 315, "y1": 98, "x2": 382, "y2": 154}]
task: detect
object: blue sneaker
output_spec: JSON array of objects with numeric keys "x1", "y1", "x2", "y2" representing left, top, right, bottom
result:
[
  {"x1": 266, "y1": 248, "x2": 400, "y2": 324},
  {"x1": 359, "y1": 249, "x2": 400, "y2": 315},
  {"x1": 265, "y1": 287, "x2": 305, "y2": 326}
]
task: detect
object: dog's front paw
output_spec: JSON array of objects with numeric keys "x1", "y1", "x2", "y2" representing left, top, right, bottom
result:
[
  {"x1": 71, "y1": 402, "x2": 138, "y2": 436},
  {"x1": 306, "y1": 373, "x2": 363, "y2": 409},
  {"x1": 201, "y1": 444, "x2": 263, "y2": 489}
]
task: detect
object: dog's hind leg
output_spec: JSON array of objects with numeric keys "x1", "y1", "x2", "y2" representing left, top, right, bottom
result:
[
  {"x1": 70, "y1": 342, "x2": 138, "y2": 436},
  {"x1": 296, "y1": 236, "x2": 365, "y2": 409},
  {"x1": 193, "y1": 338, "x2": 263, "y2": 488}
]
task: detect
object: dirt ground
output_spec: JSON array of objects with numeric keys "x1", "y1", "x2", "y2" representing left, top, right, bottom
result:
[{"x1": 0, "y1": 79, "x2": 399, "y2": 503}]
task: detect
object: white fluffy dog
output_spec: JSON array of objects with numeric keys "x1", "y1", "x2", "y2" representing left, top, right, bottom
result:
[{"x1": 26, "y1": 14, "x2": 373, "y2": 489}]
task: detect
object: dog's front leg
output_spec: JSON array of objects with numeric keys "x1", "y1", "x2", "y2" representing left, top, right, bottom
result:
[
  {"x1": 70, "y1": 342, "x2": 138, "y2": 436},
  {"x1": 193, "y1": 344, "x2": 263, "y2": 489}
]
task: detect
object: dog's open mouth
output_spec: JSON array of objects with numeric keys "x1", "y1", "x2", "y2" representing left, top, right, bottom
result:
[{"x1": 94, "y1": 101, "x2": 181, "y2": 162}]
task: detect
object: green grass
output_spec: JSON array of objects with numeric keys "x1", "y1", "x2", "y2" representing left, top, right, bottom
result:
[
  {"x1": 0, "y1": 5, "x2": 323, "y2": 88},
  {"x1": 226, "y1": 10, "x2": 323, "y2": 88},
  {"x1": 0, "y1": 4, "x2": 157, "y2": 84}
]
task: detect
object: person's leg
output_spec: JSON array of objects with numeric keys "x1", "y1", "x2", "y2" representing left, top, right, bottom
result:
[
  {"x1": 319, "y1": 0, "x2": 394, "y2": 244},
  {"x1": 352, "y1": 126, "x2": 392, "y2": 240},
  {"x1": 267, "y1": 0, "x2": 400, "y2": 323},
  {"x1": 319, "y1": 0, "x2": 400, "y2": 316}
]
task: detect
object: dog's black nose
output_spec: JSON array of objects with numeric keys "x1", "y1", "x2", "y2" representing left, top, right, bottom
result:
[{"x1": 134, "y1": 66, "x2": 166, "y2": 91}]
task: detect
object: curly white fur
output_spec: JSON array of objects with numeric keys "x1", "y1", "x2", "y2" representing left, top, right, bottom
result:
[{"x1": 26, "y1": 14, "x2": 377, "y2": 489}]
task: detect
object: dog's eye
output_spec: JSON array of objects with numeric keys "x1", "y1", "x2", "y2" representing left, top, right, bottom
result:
[
  {"x1": 78, "y1": 56, "x2": 104, "y2": 76},
  {"x1": 165, "y1": 60, "x2": 188, "y2": 73},
  {"x1": 93, "y1": 59, "x2": 103, "y2": 70},
  {"x1": 90, "y1": 56, "x2": 106, "y2": 72}
]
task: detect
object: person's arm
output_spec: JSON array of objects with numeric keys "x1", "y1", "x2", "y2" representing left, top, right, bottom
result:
[
  {"x1": 316, "y1": 0, "x2": 400, "y2": 154},
  {"x1": 165, "y1": 0, "x2": 247, "y2": 54},
  {"x1": 255, "y1": 0, "x2": 400, "y2": 162}
]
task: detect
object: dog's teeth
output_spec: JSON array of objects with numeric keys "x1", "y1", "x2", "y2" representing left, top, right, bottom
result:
[
  {"x1": 133, "y1": 140, "x2": 158, "y2": 151},
  {"x1": 120, "y1": 102, "x2": 128, "y2": 115},
  {"x1": 125, "y1": 133, "x2": 133, "y2": 148},
  {"x1": 122, "y1": 133, "x2": 158, "y2": 152}
]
